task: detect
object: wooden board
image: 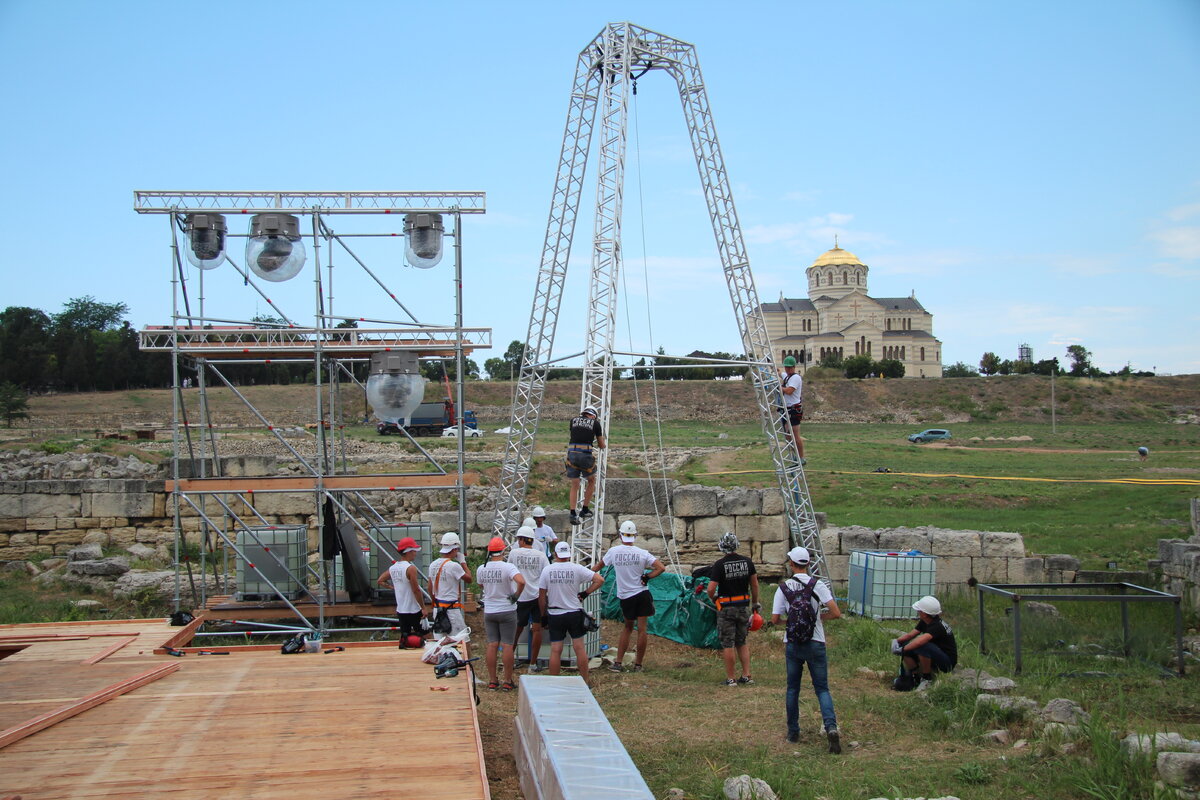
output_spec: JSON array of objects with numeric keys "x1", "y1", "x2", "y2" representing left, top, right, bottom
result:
[{"x1": 0, "y1": 623, "x2": 489, "y2": 799}]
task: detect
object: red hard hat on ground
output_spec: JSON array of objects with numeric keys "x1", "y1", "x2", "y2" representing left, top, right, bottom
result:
[
  {"x1": 749, "y1": 611, "x2": 764, "y2": 632},
  {"x1": 405, "y1": 634, "x2": 424, "y2": 648}
]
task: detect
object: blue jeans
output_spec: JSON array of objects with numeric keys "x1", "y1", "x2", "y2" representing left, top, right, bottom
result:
[{"x1": 786, "y1": 639, "x2": 837, "y2": 735}]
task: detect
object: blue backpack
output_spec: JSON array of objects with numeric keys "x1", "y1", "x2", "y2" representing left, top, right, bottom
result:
[{"x1": 779, "y1": 575, "x2": 819, "y2": 643}]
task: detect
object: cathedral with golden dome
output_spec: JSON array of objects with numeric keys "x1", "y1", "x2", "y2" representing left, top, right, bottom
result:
[{"x1": 757, "y1": 243, "x2": 943, "y2": 377}]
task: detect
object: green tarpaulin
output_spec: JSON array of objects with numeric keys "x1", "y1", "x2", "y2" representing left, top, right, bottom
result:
[{"x1": 598, "y1": 567, "x2": 720, "y2": 650}]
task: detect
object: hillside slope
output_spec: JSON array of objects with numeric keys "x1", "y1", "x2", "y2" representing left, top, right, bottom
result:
[{"x1": 17, "y1": 374, "x2": 1200, "y2": 429}]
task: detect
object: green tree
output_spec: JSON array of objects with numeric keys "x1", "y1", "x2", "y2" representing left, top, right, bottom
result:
[
  {"x1": 1066, "y1": 344, "x2": 1092, "y2": 377},
  {"x1": 0, "y1": 382, "x2": 29, "y2": 427},
  {"x1": 943, "y1": 361, "x2": 979, "y2": 377},
  {"x1": 875, "y1": 358, "x2": 905, "y2": 378},
  {"x1": 485, "y1": 339, "x2": 525, "y2": 380},
  {"x1": 817, "y1": 351, "x2": 843, "y2": 369},
  {"x1": 843, "y1": 354, "x2": 873, "y2": 379},
  {"x1": 53, "y1": 296, "x2": 129, "y2": 333},
  {"x1": 0, "y1": 306, "x2": 53, "y2": 389},
  {"x1": 979, "y1": 352, "x2": 1001, "y2": 375},
  {"x1": 1030, "y1": 358, "x2": 1061, "y2": 376}
]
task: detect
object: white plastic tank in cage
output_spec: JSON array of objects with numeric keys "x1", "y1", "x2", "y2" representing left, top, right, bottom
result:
[
  {"x1": 366, "y1": 351, "x2": 425, "y2": 425},
  {"x1": 847, "y1": 550, "x2": 937, "y2": 619}
]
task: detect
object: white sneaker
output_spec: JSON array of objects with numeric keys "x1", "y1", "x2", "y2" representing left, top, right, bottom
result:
[{"x1": 916, "y1": 678, "x2": 933, "y2": 692}]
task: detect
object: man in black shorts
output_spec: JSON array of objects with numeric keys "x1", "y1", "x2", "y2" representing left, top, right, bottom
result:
[
  {"x1": 780, "y1": 356, "x2": 805, "y2": 465},
  {"x1": 893, "y1": 595, "x2": 958, "y2": 691},
  {"x1": 565, "y1": 405, "x2": 606, "y2": 526},
  {"x1": 539, "y1": 541, "x2": 605, "y2": 681},
  {"x1": 706, "y1": 532, "x2": 760, "y2": 686},
  {"x1": 595, "y1": 521, "x2": 665, "y2": 672}
]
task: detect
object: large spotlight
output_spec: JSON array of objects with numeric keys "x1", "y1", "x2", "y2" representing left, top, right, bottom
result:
[
  {"x1": 246, "y1": 214, "x2": 306, "y2": 282},
  {"x1": 366, "y1": 352, "x2": 425, "y2": 426},
  {"x1": 404, "y1": 213, "x2": 444, "y2": 269},
  {"x1": 184, "y1": 213, "x2": 227, "y2": 270}
]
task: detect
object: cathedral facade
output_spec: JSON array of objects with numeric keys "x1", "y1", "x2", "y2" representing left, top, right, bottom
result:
[{"x1": 758, "y1": 245, "x2": 943, "y2": 378}]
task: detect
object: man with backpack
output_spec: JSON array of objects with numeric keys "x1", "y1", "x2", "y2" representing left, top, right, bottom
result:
[{"x1": 771, "y1": 546, "x2": 842, "y2": 753}]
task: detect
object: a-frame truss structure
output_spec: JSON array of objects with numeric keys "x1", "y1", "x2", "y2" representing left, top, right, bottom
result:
[{"x1": 492, "y1": 22, "x2": 825, "y2": 576}]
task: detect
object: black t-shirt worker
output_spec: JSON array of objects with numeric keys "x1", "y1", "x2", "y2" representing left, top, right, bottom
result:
[
  {"x1": 706, "y1": 532, "x2": 760, "y2": 686},
  {"x1": 565, "y1": 405, "x2": 605, "y2": 526}
]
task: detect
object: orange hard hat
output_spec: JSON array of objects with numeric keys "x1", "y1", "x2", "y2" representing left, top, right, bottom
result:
[{"x1": 749, "y1": 611, "x2": 764, "y2": 632}]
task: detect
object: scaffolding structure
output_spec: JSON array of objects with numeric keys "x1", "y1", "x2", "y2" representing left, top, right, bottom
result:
[
  {"x1": 491, "y1": 23, "x2": 824, "y2": 579},
  {"x1": 135, "y1": 191, "x2": 489, "y2": 635}
]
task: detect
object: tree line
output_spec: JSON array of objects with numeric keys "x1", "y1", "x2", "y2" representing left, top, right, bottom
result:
[{"x1": 942, "y1": 345, "x2": 1154, "y2": 378}]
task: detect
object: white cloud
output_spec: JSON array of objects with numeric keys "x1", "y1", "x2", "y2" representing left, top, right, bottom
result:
[
  {"x1": 1047, "y1": 255, "x2": 1118, "y2": 277},
  {"x1": 1166, "y1": 202, "x2": 1200, "y2": 222},
  {"x1": 875, "y1": 249, "x2": 975, "y2": 277},
  {"x1": 1148, "y1": 226, "x2": 1200, "y2": 260},
  {"x1": 1147, "y1": 261, "x2": 1200, "y2": 279}
]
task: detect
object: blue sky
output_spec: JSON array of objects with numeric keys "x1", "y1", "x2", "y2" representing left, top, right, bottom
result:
[{"x1": 1, "y1": 0, "x2": 1197, "y2": 376}]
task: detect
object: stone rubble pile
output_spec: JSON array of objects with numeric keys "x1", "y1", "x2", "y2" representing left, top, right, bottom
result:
[{"x1": 0, "y1": 450, "x2": 159, "y2": 481}]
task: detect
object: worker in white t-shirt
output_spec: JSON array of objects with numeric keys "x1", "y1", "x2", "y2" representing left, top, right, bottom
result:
[
  {"x1": 538, "y1": 541, "x2": 604, "y2": 681},
  {"x1": 508, "y1": 526, "x2": 551, "y2": 672},
  {"x1": 476, "y1": 537, "x2": 525, "y2": 690},
  {"x1": 595, "y1": 521, "x2": 665, "y2": 673},
  {"x1": 427, "y1": 531, "x2": 473, "y2": 637},
  {"x1": 530, "y1": 505, "x2": 558, "y2": 557},
  {"x1": 376, "y1": 535, "x2": 430, "y2": 647}
]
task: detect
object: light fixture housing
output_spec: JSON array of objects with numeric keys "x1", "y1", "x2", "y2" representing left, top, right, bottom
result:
[
  {"x1": 404, "y1": 213, "x2": 444, "y2": 269},
  {"x1": 246, "y1": 214, "x2": 306, "y2": 282},
  {"x1": 365, "y1": 352, "x2": 426, "y2": 425},
  {"x1": 184, "y1": 213, "x2": 227, "y2": 269}
]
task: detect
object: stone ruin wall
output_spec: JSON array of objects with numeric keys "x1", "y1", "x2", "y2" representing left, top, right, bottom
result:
[{"x1": 1, "y1": 463, "x2": 1089, "y2": 594}]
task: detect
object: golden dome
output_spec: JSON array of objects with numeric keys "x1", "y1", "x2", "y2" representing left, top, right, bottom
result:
[{"x1": 809, "y1": 246, "x2": 865, "y2": 269}]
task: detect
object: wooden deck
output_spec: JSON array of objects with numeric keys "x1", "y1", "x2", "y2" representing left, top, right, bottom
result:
[{"x1": 0, "y1": 620, "x2": 489, "y2": 799}]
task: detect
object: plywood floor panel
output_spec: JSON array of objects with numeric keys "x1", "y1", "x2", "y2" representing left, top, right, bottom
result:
[{"x1": 0, "y1": 620, "x2": 488, "y2": 800}]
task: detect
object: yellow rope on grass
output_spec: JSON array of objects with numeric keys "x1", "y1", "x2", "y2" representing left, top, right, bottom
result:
[{"x1": 693, "y1": 469, "x2": 1200, "y2": 486}]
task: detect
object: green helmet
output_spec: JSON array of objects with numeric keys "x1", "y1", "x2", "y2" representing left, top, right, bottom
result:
[{"x1": 782, "y1": 356, "x2": 797, "y2": 367}]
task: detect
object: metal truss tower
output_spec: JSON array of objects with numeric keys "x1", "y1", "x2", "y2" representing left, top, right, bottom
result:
[{"x1": 493, "y1": 23, "x2": 825, "y2": 576}]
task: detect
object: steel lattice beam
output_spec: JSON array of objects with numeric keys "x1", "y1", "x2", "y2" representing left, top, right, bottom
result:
[{"x1": 134, "y1": 191, "x2": 486, "y2": 214}]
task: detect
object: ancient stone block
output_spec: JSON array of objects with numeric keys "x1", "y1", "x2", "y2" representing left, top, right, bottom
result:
[
  {"x1": 936, "y1": 556, "x2": 972, "y2": 586},
  {"x1": 109, "y1": 529, "x2": 137, "y2": 547},
  {"x1": 1043, "y1": 554, "x2": 1081, "y2": 571},
  {"x1": 0, "y1": 545, "x2": 52, "y2": 559},
  {"x1": 473, "y1": 511, "x2": 494, "y2": 533},
  {"x1": 693, "y1": 515, "x2": 737, "y2": 542},
  {"x1": 0, "y1": 519, "x2": 24, "y2": 532},
  {"x1": 55, "y1": 518, "x2": 76, "y2": 530},
  {"x1": 761, "y1": 489, "x2": 784, "y2": 516},
  {"x1": 838, "y1": 526, "x2": 879, "y2": 552},
  {"x1": 981, "y1": 531, "x2": 1025, "y2": 558},
  {"x1": 605, "y1": 478, "x2": 675, "y2": 516},
  {"x1": 9, "y1": 533, "x2": 37, "y2": 546},
  {"x1": 26, "y1": 518, "x2": 57, "y2": 531},
  {"x1": 761, "y1": 540, "x2": 789, "y2": 564},
  {"x1": 23, "y1": 493, "x2": 82, "y2": 517},
  {"x1": 929, "y1": 530, "x2": 981, "y2": 557},
  {"x1": 39, "y1": 531, "x2": 85, "y2": 546},
  {"x1": 973, "y1": 557, "x2": 1010, "y2": 583},
  {"x1": 1159, "y1": 538, "x2": 1186, "y2": 562},
  {"x1": 823, "y1": 554, "x2": 850, "y2": 584},
  {"x1": 70, "y1": 557, "x2": 130, "y2": 576},
  {"x1": 672, "y1": 485, "x2": 719, "y2": 517},
  {"x1": 734, "y1": 514, "x2": 775, "y2": 545},
  {"x1": 0, "y1": 481, "x2": 25, "y2": 494},
  {"x1": 0, "y1": 494, "x2": 23, "y2": 517},
  {"x1": 246, "y1": 492, "x2": 309, "y2": 517},
  {"x1": 718, "y1": 487, "x2": 760, "y2": 516},
  {"x1": 879, "y1": 527, "x2": 932, "y2": 553},
  {"x1": 419, "y1": 511, "x2": 461, "y2": 533},
  {"x1": 818, "y1": 527, "x2": 839, "y2": 556},
  {"x1": 1014, "y1": 557, "x2": 1045, "y2": 583}
]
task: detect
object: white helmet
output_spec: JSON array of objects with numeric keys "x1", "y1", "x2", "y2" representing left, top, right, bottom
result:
[
  {"x1": 531, "y1": 506, "x2": 546, "y2": 518},
  {"x1": 619, "y1": 520, "x2": 637, "y2": 540},
  {"x1": 582, "y1": 405, "x2": 598, "y2": 417},
  {"x1": 439, "y1": 531, "x2": 461, "y2": 548},
  {"x1": 912, "y1": 595, "x2": 942, "y2": 616},
  {"x1": 522, "y1": 517, "x2": 536, "y2": 529},
  {"x1": 516, "y1": 526, "x2": 536, "y2": 541}
]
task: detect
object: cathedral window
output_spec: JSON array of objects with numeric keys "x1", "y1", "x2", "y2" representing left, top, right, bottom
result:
[
  {"x1": 842, "y1": 270, "x2": 848, "y2": 284},
  {"x1": 921, "y1": 347, "x2": 926, "y2": 361}
]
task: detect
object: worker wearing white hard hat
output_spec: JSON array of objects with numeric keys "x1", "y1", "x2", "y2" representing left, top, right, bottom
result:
[
  {"x1": 529, "y1": 505, "x2": 558, "y2": 557},
  {"x1": 565, "y1": 406, "x2": 606, "y2": 526},
  {"x1": 771, "y1": 543, "x2": 842, "y2": 753},
  {"x1": 427, "y1": 531, "x2": 472, "y2": 637},
  {"x1": 891, "y1": 595, "x2": 957, "y2": 692},
  {"x1": 594, "y1": 520, "x2": 665, "y2": 673},
  {"x1": 508, "y1": 525, "x2": 551, "y2": 672}
]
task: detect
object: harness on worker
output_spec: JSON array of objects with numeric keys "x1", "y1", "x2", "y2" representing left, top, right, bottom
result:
[{"x1": 714, "y1": 594, "x2": 750, "y2": 610}]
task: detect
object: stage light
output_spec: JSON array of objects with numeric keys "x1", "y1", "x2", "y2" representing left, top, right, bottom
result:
[
  {"x1": 366, "y1": 352, "x2": 425, "y2": 426},
  {"x1": 404, "y1": 213, "x2": 444, "y2": 268},
  {"x1": 246, "y1": 214, "x2": 306, "y2": 282},
  {"x1": 184, "y1": 213, "x2": 227, "y2": 269}
]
